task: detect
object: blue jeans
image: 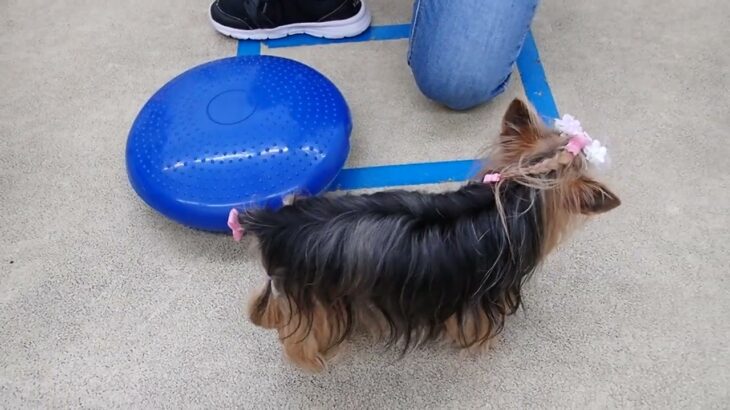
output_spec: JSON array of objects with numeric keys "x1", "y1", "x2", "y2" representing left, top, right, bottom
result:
[{"x1": 408, "y1": 0, "x2": 539, "y2": 110}]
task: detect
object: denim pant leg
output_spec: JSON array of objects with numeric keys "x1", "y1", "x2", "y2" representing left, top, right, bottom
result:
[{"x1": 408, "y1": 0, "x2": 539, "y2": 111}]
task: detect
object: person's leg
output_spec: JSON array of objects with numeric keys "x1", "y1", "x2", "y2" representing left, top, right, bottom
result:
[{"x1": 408, "y1": 0, "x2": 538, "y2": 111}]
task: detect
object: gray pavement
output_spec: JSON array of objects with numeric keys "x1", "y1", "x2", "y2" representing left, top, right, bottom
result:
[{"x1": 1, "y1": 0, "x2": 728, "y2": 408}]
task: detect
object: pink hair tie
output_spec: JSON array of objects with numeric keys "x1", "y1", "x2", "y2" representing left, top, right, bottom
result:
[
  {"x1": 565, "y1": 134, "x2": 590, "y2": 156},
  {"x1": 483, "y1": 173, "x2": 501, "y2": 183},
  {"x1": 227, "y1": 208, "x2": 245, "y2": 242}
]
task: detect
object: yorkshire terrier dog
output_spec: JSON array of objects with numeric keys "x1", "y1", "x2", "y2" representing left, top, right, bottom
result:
[{"x1": 230, "y1": 99, "x2": 620, "y2": 371}]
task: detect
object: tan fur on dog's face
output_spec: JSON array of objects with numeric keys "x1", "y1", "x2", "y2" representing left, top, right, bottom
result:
[
  {"x1": 488, "y1": 98, "x2": 620, "y2": 215},
  {"x1": 479, "y1": 98, "x2": 620, "y2": 253}
]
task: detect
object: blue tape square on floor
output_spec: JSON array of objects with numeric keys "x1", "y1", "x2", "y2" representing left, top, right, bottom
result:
[{"x1": 234, "y1": 25, "x2": 558, "y2": 190}]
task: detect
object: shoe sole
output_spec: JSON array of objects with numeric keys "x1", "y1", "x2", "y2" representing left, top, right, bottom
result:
[{"x1": 210, "y1": 2, "x2": 372, "y2": 40}]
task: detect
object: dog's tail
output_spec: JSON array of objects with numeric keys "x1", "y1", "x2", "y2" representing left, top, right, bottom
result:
[
  {"x1": 235, "y1": 207, "x2": 288, "y2": 239},
  {"x1": 224, "y1": 204, "x2": 288, "y2": 243}
]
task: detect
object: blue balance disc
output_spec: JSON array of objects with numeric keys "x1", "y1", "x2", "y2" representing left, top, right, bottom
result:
[{"x1": 126, "y1": 56, "x2": 352, "y2": 231}]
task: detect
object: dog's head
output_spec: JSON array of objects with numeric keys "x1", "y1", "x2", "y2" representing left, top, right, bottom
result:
[{"x1": 483, "y1": 98, "x2": 621, "y2": 251}]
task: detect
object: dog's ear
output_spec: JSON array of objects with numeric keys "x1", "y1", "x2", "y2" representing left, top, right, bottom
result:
[
  {"x1": 571, "y1": 176, "x2": 621, "y2": 214},
  {"x1": 500, "y1": 99, "x2": 543, "y2": 159},
  {"x1": 501, "y1": 98, "x2": 535, "y2": 134}
]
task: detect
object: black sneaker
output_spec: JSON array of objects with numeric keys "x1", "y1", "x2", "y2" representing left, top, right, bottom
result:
[{"x1": 210, "y1": 0, "x2": 371, "y2": 40}]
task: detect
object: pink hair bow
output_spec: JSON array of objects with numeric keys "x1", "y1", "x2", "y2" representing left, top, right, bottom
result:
[
  {"x1": 555, "y1": 114, "x2": 608, "y2": 165},
  {"x1": 565, "y1": 134, "x2": 590, "y2": 156}
]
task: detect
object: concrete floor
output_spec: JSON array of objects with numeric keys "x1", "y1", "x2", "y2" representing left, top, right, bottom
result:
[{"x1": 1, "y1": 0, "x2": 728, "y2": 408}]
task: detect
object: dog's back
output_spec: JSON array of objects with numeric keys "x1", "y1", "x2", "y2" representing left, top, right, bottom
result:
[{"x1": 241, "y1": 182, "x2": 544, "y2": 353}]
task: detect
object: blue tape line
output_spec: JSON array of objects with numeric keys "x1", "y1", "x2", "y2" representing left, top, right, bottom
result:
[
  {"x1": 237, "y1": 40, "x2": 261, "y2": 56},
  {"x1": 516, "y1": 31, "x2": 559, "y2": 120},
  {"x1": 265, "y1": 24, "x2": 411, "y2": 48},
  {"x1": 330, "y1": 159, "x2": 480, "y2": 191}
]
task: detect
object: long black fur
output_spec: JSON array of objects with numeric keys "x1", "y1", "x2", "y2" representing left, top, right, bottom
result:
[{"x1": 241, "y1": 182, "x2": 544, "y2": 350}]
